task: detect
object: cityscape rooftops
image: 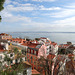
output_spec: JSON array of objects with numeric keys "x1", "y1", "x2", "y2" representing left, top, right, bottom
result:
[{"x1": 0, "y1": 33, "x2": 11, "y2": 36}]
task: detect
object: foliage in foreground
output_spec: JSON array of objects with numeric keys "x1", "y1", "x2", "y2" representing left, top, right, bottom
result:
[{"x1": 0, "y1": 0, "x2": 5, "y2": 22}]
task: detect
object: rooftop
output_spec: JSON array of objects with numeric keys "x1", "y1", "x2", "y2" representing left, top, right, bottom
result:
[
  {"x1": 32, "y1": 69, "x2": 40, "y2": 75},
  {"x1": 51, "y1": 42, "x2": 57, "y2": 46},
  {"x1": 0, "y1": 33, "x2": 11, "y2": 36},
  {"x1": 47, "y1": 53, "x2": 55, "y2": 59}
]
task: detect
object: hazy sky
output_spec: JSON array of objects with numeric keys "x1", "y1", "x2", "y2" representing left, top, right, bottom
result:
[{"x1": 0, "y1": 0, "x2": 75, "y2": 32}]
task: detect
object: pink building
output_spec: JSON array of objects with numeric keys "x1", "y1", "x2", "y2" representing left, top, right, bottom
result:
[{"x1": 22, "y1": 41, "x2": 47, "y2": 69}]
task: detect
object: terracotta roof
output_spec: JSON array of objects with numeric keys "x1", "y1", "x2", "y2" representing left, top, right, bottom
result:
[
  {"x1": 0, "y1": 50, "x2": 7, "y2": 52},
  {"x1": 32, "y1": 69, "x2": 40, "y2": 75},
  {"x1": 11, "y1": 38, "x2": 26, "y2": 44},
  {"x1": 22, "y1": 41, "x2": 42, "y2": 49},
  {"x1": 67, "y1": 45, "x2": 75, "y2": 49},
  {"x1": 0, "y1": 33, "x2": 10, "y2": 36},
  {"x1": 51, "y1": 42, "x2": 57, "y2": 46},
  {"x1": 59, "y1": 44, "x2": 70, "y2": 48},
  {"x1": 23, "y1": 61, "x2": 31, "y2": 66},
  {"x1": 68, "y1": 54, "x2": 74, "y2": 57},
  {"x1": 0, "y1": 45, "x2": 7, "y2": 52},
  {"x1": 47, "y1": 54, "x2": 55, "y2": 59},
  {"x1": 28, "y1": 43, "x2": 39, "y2": 48},
  {"x1": 40, "y1": 37, "x2": 47, "y2": 39}
]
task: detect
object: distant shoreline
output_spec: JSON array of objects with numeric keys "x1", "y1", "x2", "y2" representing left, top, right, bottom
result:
[{"x1": 4, "y1": 32, "x2": 75, "y2": 33}]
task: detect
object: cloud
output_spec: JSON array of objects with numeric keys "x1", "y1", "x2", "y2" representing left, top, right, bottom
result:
[
  {"x1": 5, "y1": 0, "x2": 12, "y2": 4},
  {"x1": 5, "y1": 4, "x2": 36, "y2": 12},
  {"x1": 50, "y1": 9, "x2": 75, "y2": 18},
  {"x1": 4, "y1": 3, "x2": 61, "y2": 13},
  {"x1": 39, "y1": 5, "x2": 61, "y2": 10},
  {"x1": 3, "y1": 15, "x2": 31, "y2": 23},
  {"x1": 1, "y1": 10, "x2": 31, "y2": 23},
  {"x1": 53, "y1": 16, "x2": 75, "y2": 27},
  {"x1": 4, "y1": 0, "x2": 60, "y2": 13},
  {"x1": 1, "y1": 0, "x2": 75, "y2": 32},
  {"x1": 32, "y1": 0, "x2": 56, "y2": 2},
  {"x1": 49, "y1": 4, "x2": 75, "y2": 18}
]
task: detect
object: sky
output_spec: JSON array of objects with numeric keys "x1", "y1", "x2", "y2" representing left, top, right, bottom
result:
[{"x1": 0, "y1": 0, "x2": 75, "y2": 32}]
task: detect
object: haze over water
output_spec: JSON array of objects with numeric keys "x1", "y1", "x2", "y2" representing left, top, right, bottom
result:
[{"x1": 8, "y1": 32, "x2": 75, "y2": 44}]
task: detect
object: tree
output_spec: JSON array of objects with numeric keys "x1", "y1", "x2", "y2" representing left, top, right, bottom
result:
[
  {"x1": 14, "y1": 47, "x2": 18, "y2": 54},
  {"x1": 38, "y1": 56, "x2": 54, "y2": 75},
  {"x1": 4, "y1": 54, "x2": 12, "y2": 66},
  {"x1": 65, "y1": 56, "x2": 75, "y2": 75},
  {"x1": 0, "y1": 0, "x2": 5, "y2": 22}
]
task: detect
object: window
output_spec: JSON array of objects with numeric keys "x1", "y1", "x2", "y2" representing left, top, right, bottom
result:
[
  {"x1": 31, "y1": 56, "x2": 33, "y2": 63},
  {"x1": 47, "y1": 40, "x2": 49, "y2": 42},
  {"x1": 31, "y1": 60, "x2": 33, "y2": 63},
  {"x1": 34, "y1": 51, "x2": 36, "y2": 55},
  {"x1": 25, "y1": 57, "x2": 26, "y2": 61},
  {"x1": 25, "y1": 51, "x2": 26, "y2": 55},
  {"x1": 0, "y1": 56, "x2": 2, "y2": 60},
  {"x1": 28, "y1": 54, "x2": 29, "y2": 57},
  {"x1": 31, "y1": 56, "x2": 32, "y2": 59},
  {"x1": 8, "y1": 43, "x2": 10, "y2": 45},
  {"x1": 40, "y1": 64, "x2": 42, "y2": 67},
  {"x1": 11, "y1": 60, "x2": 12, "y2": 64},
  {"x1": 34, "y1": 62, "x2": 36, "y2": 65},
  {"x1": 10, "y1": 54, "x2": 13, "y2": 57},
  {"x1": 28, "y1": 49, "x2": 30, "y2": 53},
  {"x1": 22, "y1": 50, "x2": 24, "y2": 54},
  {"x1": 15, "y1": 59, "x2": 18, "y2": 63},
  {"x1": 28, "y1": 59, "x2": 29, "y2": 62},
  {"x1": 31, "y1": 50, "x2": 33, "y2": 54},
  {"x1": 34, "y1": 57, "x2": 35, "y2": 59}
]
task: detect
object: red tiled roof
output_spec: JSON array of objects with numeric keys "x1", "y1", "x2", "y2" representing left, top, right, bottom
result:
[
  {"x1": 28, "y1": 43, "x2": 39, "y2": 48},
  {"x1": 68, "y1": 54, "x2": 74, "y2": 57},
  {"x1": 22, "y1": 41, "x2": 41, "y2": 49},
  {"x1": 32, "y1": 69, "x2": 40, "y2": 75},
  {"x1": 11, "y1": 38, "x2": 26, "y2": 43},
  {"x1": 0, "y1": 50, "x2": 7, "y2": 52},
  {"x1": 47, "y1": 54, "x2": 55, "y2": 59},
  {"x1": 59, "y1": 44, "x2": 70, "y2": 48},
  {"x1": 51, "y1": 42, "x2": 57, "y2": 46},
  {"x1": 0, "y1": 33, "x2": 10, "y2": 36},
  {"x1": 21, "y1": 42, "x2": 29, "y2": 46},
  {"x1": 63, "y1": 44, "x2": 69, "y2": 47},
  {"x1": 40, "y1": 37, "x2": 47, "y2": 39}
]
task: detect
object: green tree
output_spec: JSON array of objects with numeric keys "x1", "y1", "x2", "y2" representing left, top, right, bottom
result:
[
  {"x1": 0, "y1": 0, "x2": 5, "y2": 22},
  {"x1": 4, "y1": 54, "x2": 12, "y2": 66},
  {"x1": 14, "y1": 47, "x2": 18, "y2": 54}
]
